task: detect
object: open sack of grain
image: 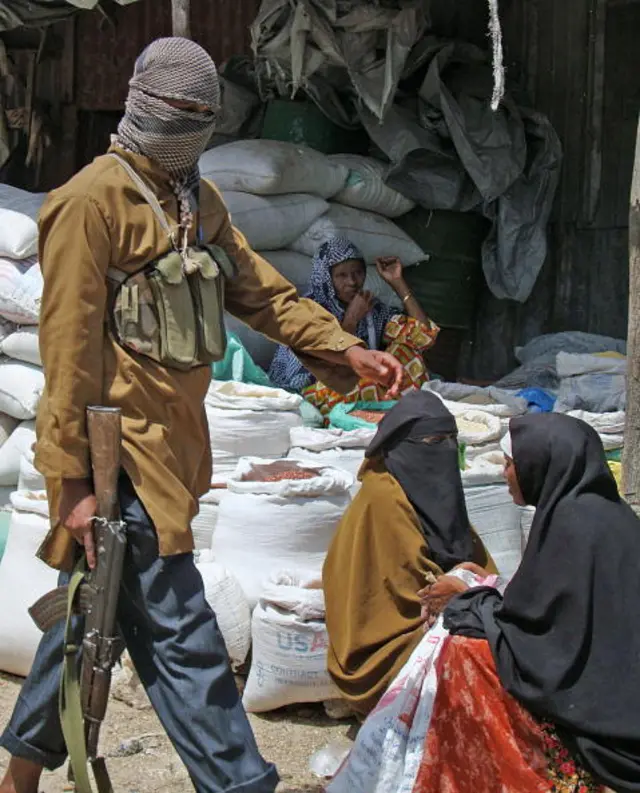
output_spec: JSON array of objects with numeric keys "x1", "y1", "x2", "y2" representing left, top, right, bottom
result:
[
  {"x1": 213, "y1": 458, "x2": 353, "y2": 608},
  {"x1": 205, "y1": 380, "x2": 303, "y2": 477},
  {"x1": 287, "y1": 426, "x2": 375, "y2": 496}
]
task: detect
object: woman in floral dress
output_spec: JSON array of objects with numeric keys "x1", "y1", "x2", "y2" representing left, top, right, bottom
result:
[{"x1": 268, "y1": 237, "x2": 439, "y2": 417}]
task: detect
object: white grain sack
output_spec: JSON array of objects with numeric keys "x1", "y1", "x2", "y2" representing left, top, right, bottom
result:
[
  {"x1": 291, "y1": 204, "x2": 425, "y2": 265},
  {"x1": 330, "y1": 155, "x2": 415, "y2": 218},
  {"x1": 0, "y1": 359, "x2": 44, "y2": 419},
  {"x1": 243, "y1": 571, "x2": 338, "y2": 712},
  {"x1": 0, "y1": 420, "x2": 36, "y2": 486},
  {"x1": 223, "y1": 192, "x2": 329, "y2": 250},
  {"x1": 214, "y1": 459, "x2": 353, "y2": 608},
  {"x1": 200, "y1": 140, "x2": 348, "y2": 198},
  {"x1": 0, "y1": 505, "x2": 58, "y2": 676}
]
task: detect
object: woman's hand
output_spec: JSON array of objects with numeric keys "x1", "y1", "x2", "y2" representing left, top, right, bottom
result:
[
  {"x1": 59, "y1": 478, "x2": 98, "y2": 569},
  {"x1": 419, "y1": 575, "x2": 470, "y2": 630},
  {"x1": 343, "y1": 290, "x2": 375, "y2": 333},
  {"x1": 376, "y1": 257, "x2": 404, "y2": 285},
  {"x1": 344, "y1": 347, "x2": 403, "y2": 398},
  {"x1": 453, "y1": 561, "x2": 491, "y2": 578}
]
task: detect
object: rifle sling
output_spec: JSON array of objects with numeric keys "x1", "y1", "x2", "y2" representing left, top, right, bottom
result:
[{"x1": 59, "y1": 561, "x2": 114, "y2": 793}]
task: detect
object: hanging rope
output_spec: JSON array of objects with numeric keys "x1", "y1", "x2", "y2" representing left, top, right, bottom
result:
[{"x1": 488, "y1": 0, "x2": 505, "y2": 111}]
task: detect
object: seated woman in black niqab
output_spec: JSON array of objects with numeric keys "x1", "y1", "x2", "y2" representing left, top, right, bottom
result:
[{"x1": 411, "y1": 413, "x2": 640, "y2": 793}]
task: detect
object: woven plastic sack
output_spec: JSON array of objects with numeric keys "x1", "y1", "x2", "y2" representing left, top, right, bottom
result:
[
  {"x1": 196, "y1": 560, "x2": 252, "y2": 667},
  {"x1": 214, "y1": 459, "x2": 353, "y2": 607},
  {"x1": 464, "y1": 483, "x2": 522, "y2": 580},
  {"x1": 243, "y1": 570, "x2": 337, "y2": 712},
  {"x1": 291, "y1": 204, "x2": 426, "y2": 265},
  {"x1": 222, "y1": 192, "x2": 329, "y2": 250},
  {"x1": 0, "y1": 209, "x2": 38, "y2": 259},
  {"x1": 0, "y1": 505, "x2": 58, "y2": 676},
  {"x1": 0, "y1": 360, "x2": 44, "y2": 420},
  {"x1": 290, "y1": 426, "x2": 375, "y2": 452},
  {"x1": 0, "y1": 263, "x2": 42, "y2": 325},
  {"x1": 205, "y1": 381, "x2": 303, "y2": 477},
  {"x1": 0, "y1": 420, "x2": 35, "y2": 486},
  {"x1": 329, "y1": 155, "x2": 415, "y2": 218},
  {"x1": 1, "y1": 327, "x2": 41, "y2": 366},
  {"x1": 200, "y1": 140, "x2": 348, "y2": 198}
]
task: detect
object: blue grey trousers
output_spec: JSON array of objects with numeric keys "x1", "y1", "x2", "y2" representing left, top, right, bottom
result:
[{"x1": 0, "y1": 476, "x2": 278, "y2": 793}]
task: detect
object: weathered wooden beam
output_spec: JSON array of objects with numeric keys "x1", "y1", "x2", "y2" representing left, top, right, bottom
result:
[
  {"x1": 171, "y1": 0, "x2": 191, "y2": 39},
  {"x1": 622, "y1": 115, "x2": 640, "y2": 514}
]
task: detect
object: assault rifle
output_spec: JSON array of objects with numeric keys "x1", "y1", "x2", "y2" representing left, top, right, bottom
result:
[{"x1": 29, "y1": 406, "x2": 127, "y2": 793}]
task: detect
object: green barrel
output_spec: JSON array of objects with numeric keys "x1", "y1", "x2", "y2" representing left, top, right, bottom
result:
[
  {"x1": 260, "y1": 99, "x2": 367, "y2": 155},
  {"x1": 397, "y1": 208, "x2": 490, "y2": 330}
]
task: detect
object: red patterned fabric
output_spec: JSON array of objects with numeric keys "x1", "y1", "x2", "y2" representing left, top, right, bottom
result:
[
  {"x1": 303, "y1": 315, "x2": 438, "y2": 417},
  {"x1": 414, "y1": 636, "x2": 603, "y2": 793}
]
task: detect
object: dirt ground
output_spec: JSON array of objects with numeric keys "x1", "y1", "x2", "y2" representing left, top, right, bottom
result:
[{"x1": 0, "y1": 673, "x2": 354, "y2": 792}]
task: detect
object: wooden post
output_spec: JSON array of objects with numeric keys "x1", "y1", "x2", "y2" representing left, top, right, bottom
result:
[
  {"x1": 171, "y1": 0, "x2": 191, "y2": 38},
  {"x1": 622, "y1": 115, "x2": 640, "y2": 514}
]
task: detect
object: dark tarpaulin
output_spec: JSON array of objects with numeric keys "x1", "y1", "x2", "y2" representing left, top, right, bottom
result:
[
  {"x1": 362, "y1": 38, "x2": 562, "y2": 303},
  {"x1": 0, "y1": 0, "x2": 141, "y2": 33}
]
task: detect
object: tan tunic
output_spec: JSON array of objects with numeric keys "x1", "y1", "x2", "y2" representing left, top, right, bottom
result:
[
  {"x1": 35, "y1": 147, "x2": 362, "y2": 570},
  {"x1": 323, "y1": 457, "x2": 496, "y2": 716}
]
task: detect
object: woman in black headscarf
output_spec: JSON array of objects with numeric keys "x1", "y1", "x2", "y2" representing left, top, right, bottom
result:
[
  {"x1": 409, "y1": 412, "x2": 640, "y2": 793},
  {"x1": 323, "y1": 390, "x2": 495, "y2": 716}
]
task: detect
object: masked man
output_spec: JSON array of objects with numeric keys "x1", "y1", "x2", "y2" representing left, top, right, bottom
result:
[{"x1": 0, "y1": 38, "x2": 403, "y2": 793}]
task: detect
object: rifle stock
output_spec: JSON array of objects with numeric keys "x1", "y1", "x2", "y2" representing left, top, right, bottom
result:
[{"x1": 87, "y1": 407, "x2": 121, "y2": 522}]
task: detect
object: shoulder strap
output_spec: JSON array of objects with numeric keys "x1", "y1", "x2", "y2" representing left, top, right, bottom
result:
[
  {"x1": 106, "y1": 152, "x2": 180, "y2": 284},
  {"x1": 204, "y1": 244, "x2": 238, "y2": 279},
  {"x1": 107, "y1": 152, "x2": 174, "y2": 241}
]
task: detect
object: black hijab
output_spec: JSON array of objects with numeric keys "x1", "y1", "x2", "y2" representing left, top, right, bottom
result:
[
  {"x1": 444, "y1": 413, "x2": 640, "y2": 792},
  {"x1": 366, "y1": 390, "x2": 475, "y2": 572}
]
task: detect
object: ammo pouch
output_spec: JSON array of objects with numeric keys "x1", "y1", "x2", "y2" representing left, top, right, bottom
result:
[{"x1": 106, "y1": 153, "x2": 236, "y2": 371}]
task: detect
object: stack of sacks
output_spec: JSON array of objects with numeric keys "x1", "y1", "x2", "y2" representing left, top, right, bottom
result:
[
  {"x1": 554, "y1": 352, "x2": 626, "y2": 415},
  {"x1": 199, "y1": 140, "x2": 424, "y2": 369},
  {"x1": 0, "y1": 186, "x2": 47, "y2": 500},
  {"x1": 496, "y1": 331, "x2": 627, "y2": 393},
  {"x1": 564, "y1": 409, "x2": 625, "y2": 452},
  {"x1": 195, "y1": 381, "x2": 305, "y2": 551},
  {"x1": 212, "y1": 457, "x2": 353, "y2": 609}
]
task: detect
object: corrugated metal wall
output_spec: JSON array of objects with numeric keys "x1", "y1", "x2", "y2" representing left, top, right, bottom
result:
[
  {"x1": 461, "y1": 0, "x2": 639, "y2": 380},
  {"x1": 75, "y1": 0, "x2": 260, "y2": 110}
]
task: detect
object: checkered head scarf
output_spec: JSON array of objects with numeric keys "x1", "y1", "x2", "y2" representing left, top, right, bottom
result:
[{"x1": 113, "y1": 37, "x2": 220, "y2": 241}]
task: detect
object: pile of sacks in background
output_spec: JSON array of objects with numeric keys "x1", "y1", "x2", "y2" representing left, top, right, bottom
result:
[
  {"x1": 199, "y1": 139, "x2": 426, "y2": 368},
  {"x1": 0, "y1": 183, "x2": 58, "y2": 680}
]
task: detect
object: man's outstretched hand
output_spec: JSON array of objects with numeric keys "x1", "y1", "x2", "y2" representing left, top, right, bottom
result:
[{"x1": 344, "y1": 347, "x2": 403, "y2": 399}]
